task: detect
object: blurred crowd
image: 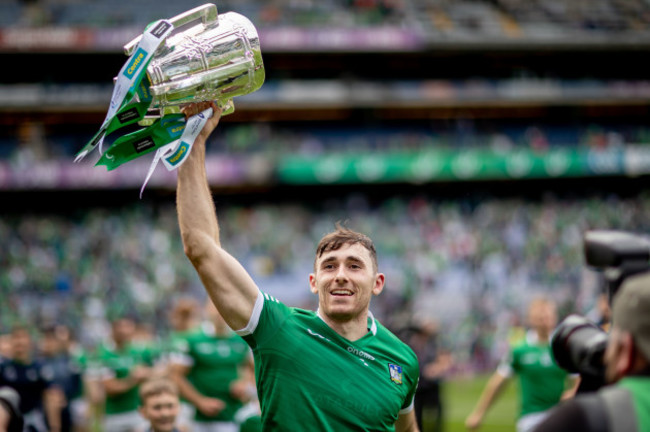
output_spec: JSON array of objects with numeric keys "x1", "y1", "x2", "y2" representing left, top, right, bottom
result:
[
  {"x1": 2, "y1": 192, "x2": 648, "y2": 369},
  {"x1": 3, "y1": 0, "x2": 649, "y2": 38},
  {"x1": 3, "y1": 119, "x2": 645, "y2": 166}
]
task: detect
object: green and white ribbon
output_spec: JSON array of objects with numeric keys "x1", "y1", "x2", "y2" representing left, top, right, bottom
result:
[
  {"x1": 139, "y1": 106, "x2": 214, "y2": 197},
  {"x1": 74, "y1": 19, "x2": 173, "y2": 162}
]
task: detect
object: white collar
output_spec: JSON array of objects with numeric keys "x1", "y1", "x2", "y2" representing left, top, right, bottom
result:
[{"x1": 316, "y1": 309, "x2": 377, "y2": 336}]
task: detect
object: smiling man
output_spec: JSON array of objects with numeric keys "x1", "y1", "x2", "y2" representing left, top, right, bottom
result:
[{"x1": 175, "y1": 102, "x2": 420, "y2": 431}]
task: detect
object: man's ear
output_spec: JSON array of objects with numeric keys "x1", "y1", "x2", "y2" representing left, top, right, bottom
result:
[
  {"x1": 616, "y1": 333, "x2": 636, "y2": 377},
  {"x1": 372, "y1": 273, "x2": 385, "y2": 296},
  {"x1": 309, "y1": 273, "x2": 318, "y2": 294}
]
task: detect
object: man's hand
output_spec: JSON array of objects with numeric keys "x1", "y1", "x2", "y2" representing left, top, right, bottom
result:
[
  {"x1": 181, "y1": 101, "x2": 222, "y2": 144},
  {"x1": 196, "y1": 396, "x2": 225, "y2": 416},
  {"x1": 465, "y1": 411, "x2": 483, "y2": 430}
]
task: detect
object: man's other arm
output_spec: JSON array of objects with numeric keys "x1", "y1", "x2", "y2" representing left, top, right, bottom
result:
[
  {"x1": 395, "y1": 410, "x2": 419, "y2": 432},
  {"x1": 176, "y1": 101, "x2": 259, "y2": 331}
]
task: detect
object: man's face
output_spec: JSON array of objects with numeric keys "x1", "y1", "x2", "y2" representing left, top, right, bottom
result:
[
  {"x1": 528, "y1": 303, "x2": 558, "y2": 334},
  {"x1": 111, "y1": 319, "x2": 135, "y2": 346},
  {"x1": 139, "y1": 393, "x2": 179, "y2": 432},
  {"x1": 309, "y1": 243, "x2": 384, "y2": 322},
  {"x1": 11, "y1": 330, "x2": 32, "y2": 361}
]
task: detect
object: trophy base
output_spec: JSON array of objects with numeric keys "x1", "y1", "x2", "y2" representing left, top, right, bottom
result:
[{"x1": 137, "y1": 99, "x2": 234, "y2": 126}]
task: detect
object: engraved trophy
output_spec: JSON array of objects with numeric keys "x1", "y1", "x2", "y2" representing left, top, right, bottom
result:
[{"x1": 76, "y1": 2, "x2": 265, "y2": 173}]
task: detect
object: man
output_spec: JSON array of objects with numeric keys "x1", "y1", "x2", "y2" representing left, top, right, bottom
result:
[
  {"x1": 98, "y1": 317, "x2": 156, "y2": 432},
  {"x1": 38, "y1": 325, "x2": 84, "y2": 432},
  {"x1": 164, "y1": 297, "x2": 200, "y2": 431},
  {"x1": 138, "y1": 378, "x2": 182, "y2": 432},
  {"x1": 175, "y1": 102, "x2": 419, "y2": 431},
  {"x1": 0, "y1": 326, "x2": 63, "y2": 432},
  {"x1": 170, "y1": 302, "x2": 251, "y2": 432},
  {"x1": 534, "y1": 273, "x2": 650, "y2": 432},
  {"x1": 407, "y1": 319, "x2": 451, "y2": 432},
  {"x1": 465, "y1": 298, "x2": 579, "y2": 432}
]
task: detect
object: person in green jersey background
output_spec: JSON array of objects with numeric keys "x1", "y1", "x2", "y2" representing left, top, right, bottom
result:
[
  {"x1": 465, "y1": 298, "x2": 579, "y2": 432},
  {"x1": 534, "y1": 272, "x2": 650, "y2": 432},
  {"x1": 170, "y1": 301, "x2": 253, "y2": 432},
  {"x1": 165, "y1": 297, "x2": 200, "y2": 432},
  {"x1": 175, "y1": 101, "x2": 420, "y2": 431},
  {"x1": 98, "y1": 316, "x2": 157, "y2": 432}
]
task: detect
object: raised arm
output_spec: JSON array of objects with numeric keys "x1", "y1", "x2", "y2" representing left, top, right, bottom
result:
[{"x1": 176, "y1": 101, "x2": 259, "y2": 330}]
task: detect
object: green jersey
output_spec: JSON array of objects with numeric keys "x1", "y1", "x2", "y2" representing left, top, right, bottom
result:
[
  {"x1": 236, "y1": 291, "x2": 419, "y2": 431},
  {"x1": 175, "y1": 324, "x2": 250, "y2": 422},
  {"x1": 498, "y1": 333, "x2": 570, "y2": 417},
  {"x1": 97, "y1": 341, "x2": 154, "y2": 415},
  {"x1": 619, "y1": 376, "x2": 650, "y2": 432}
]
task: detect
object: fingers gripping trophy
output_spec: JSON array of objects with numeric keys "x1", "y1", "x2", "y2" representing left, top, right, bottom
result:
[{"x1": 75, "y1": 3, "x2": 265, "y2": 194}]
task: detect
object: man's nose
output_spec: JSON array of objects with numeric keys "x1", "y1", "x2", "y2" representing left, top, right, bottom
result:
[{"x1": 335, "y1": 265, "x2": 348, "y2": 282}]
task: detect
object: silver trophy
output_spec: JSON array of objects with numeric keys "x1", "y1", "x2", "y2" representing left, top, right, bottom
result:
[
  {"x1": 75, "y1": 2, "x2": 264, "y2": 171},
  {"x1": 124, "y1": 2, "x2": 265, "y2": 121}
]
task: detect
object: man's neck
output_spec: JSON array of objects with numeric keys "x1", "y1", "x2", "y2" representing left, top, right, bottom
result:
[{"x1": 318, "y1": 310, "x2": 369, "y2": 342}]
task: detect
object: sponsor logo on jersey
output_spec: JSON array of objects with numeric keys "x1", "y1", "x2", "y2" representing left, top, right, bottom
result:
[
  {"x1": 388, "y1": 363, "x2": 403, "y2": 385},
  {"x1": 347, "y1": 346, "x2": 375, "y2": 362}
]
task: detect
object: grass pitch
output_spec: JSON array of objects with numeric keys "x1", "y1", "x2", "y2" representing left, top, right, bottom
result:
[{"x1": 422, "y1": 373, "x2": 518, "y2": 432}]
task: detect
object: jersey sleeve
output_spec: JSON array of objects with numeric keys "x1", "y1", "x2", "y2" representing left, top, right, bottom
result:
[
  {"x1": 399, "y1": 348, "x2": 421, "y2": 414},
  {"x1": 496, "y1": 347, "x2": 515, "y2": 378},
  {"x1": 235, "y1": 291, "x2": 292, "y2": 349},
  {"x1": 399, "y1": 376, "x2": 418, "y2": 414}
]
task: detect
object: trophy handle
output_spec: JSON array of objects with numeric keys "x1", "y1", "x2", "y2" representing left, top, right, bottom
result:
[{"x1": 124, "y1": 3, "x2": 219, "y2": 55}]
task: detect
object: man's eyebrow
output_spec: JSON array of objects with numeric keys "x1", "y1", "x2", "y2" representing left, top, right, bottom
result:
[{"x1": 320, "y1": 255, "x2": 365, "y2": 265}]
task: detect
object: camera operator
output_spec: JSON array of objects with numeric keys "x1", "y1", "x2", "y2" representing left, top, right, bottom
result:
[{"x1": 535, "y1": 272, "x2": 650, "y2": 432}]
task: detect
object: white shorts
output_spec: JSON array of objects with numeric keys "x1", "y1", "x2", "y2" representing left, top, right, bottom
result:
[
  {"x1": 192, "y1": 420, "x2": 239, "y2": 432},
  {"x1": 516, "y1": 410, "x2": 550, "y2": 432},
  {"x1": 103, "y1": 410, "x2": 148, "y2": 432}
]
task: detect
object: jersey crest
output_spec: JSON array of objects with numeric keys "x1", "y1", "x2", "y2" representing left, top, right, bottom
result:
[{"x1": 388, "y1": 363, "x2": 403, "y2": 385}]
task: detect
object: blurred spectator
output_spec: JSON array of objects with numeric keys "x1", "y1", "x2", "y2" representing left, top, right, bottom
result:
[
  {"x1": 164, "y1": 297, "x2": 201, "y2": 432},
  {"x1": 169, "y1": 302, "x2": 253, "y2": 432},
  {"x1": 137, "y1": 378, "x2": 183, "y2": 432},
  {"x1": 38, "y1": 325, "x2": 83, "y2": 432},
  {"x1": 0, "y1": 326, "x2": 63, "y2": 432},
  {"x1": 407, "y1": 318, "x2": 451, "y2": 432},
  {"x1": 98, "y1": 317, "x2": 156, "y2": 432}
]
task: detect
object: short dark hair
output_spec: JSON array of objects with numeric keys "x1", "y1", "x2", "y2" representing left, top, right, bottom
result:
[{"x1": 314, "y1": 223, "x2": 378, "y2": 272}]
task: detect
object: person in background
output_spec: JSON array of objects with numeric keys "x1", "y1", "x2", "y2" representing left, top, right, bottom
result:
[
  {"x1": 465, "y1": 298, "x2": 580, "y2": 432},
  {"x1": 534, "y1": 272, "x2": 650, "y2": 431},
  {"x1": 0, "y1": 326, "x2": 63, "y2": 432},
  {"x1": 170, "y1": 302, "x2": 252, "y2": 432},
  {"x1": 408, "y1": 318, "x2": 452, "y2": 432},
  {"x1": 38, "y1": 325, "x2": 82, "y2": 432},
  {"x1": 138, "y1": 378, "x2": 183, "y2": 432},
  {"x1": 165, "y1": 297, "x2": 200, "y2": 432},
  {"x1": 98, "y1": 317, "x2": 157, "y2": 432}
]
